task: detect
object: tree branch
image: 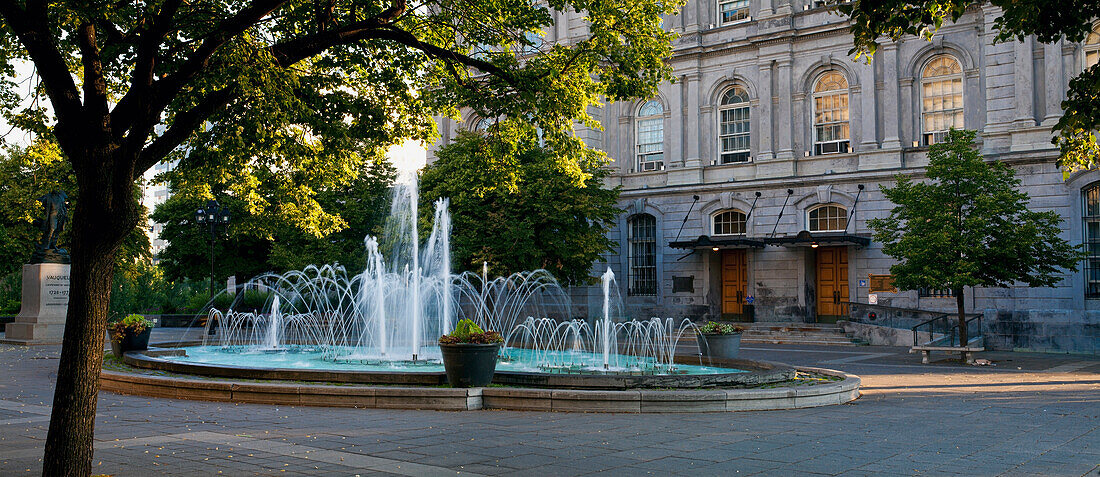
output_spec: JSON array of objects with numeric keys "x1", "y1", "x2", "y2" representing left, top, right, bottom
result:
[
  {"x1": 136, "y1": 86, "x2": 236, "y2": 171},
  {"x1": 0, "y1": 0, "x2": 83, "y2": 125},
  {"x1": 78, "y1": 22, "x2": 110, "y2": 135}
]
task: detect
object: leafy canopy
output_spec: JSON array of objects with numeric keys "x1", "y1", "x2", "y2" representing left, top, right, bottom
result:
[
  {"x1": 868, "y1": 129, "x2": 1081, "y2": 294},
  {"x1": 419, "y1": 121, "x2": 620, "y2": 285},
  {"x1": 838, "y1": 0, "x2": 1100, "y2": 174}
]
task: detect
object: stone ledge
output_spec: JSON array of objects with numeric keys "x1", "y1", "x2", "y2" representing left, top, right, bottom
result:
[{"x1": 100, "y1": 368, "x2": 860, "y2": 413}]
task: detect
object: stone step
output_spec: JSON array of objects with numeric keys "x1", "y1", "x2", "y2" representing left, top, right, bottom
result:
[{"x1": 741, "y1": 337, "x2": 868, "y2": 346}]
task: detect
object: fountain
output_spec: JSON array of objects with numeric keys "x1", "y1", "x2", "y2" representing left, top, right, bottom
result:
[{"x1": 150, "y1": 173, "x2": 765, "y2": 383}]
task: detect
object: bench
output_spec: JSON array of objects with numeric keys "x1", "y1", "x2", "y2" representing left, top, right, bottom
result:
[{"x1": 910, "y1": 345, "x2": 985, "y2": 364}]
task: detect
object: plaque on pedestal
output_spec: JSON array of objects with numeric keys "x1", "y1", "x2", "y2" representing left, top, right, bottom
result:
[{"x1": 2, "y1": 263, "x2": 71, "y2": 345}]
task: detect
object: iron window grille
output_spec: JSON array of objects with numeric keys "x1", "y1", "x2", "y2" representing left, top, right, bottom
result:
[
  {"x1": 628, "y1": 214, "x2": 658, "y2": 296},
  {"x1": 918, "y1": 289, "x2": 956, "y2": 298},
  {"x1": 1084, "y1": 183, "x2": 1100, "y2": 299}
]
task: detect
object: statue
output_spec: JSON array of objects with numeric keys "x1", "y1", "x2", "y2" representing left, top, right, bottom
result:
[{"x1": 30, "y1": 190, "x2": 71, "y2": 264}]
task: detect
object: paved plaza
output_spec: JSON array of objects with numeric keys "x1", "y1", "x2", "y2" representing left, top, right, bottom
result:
[{"x1": 0, "y1": 329, "x2": 1097, "y2": 476}]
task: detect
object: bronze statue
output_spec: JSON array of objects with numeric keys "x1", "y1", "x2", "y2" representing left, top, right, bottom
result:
[{"x1": 30, "y1": 190, "x2": 71, "y2": 264}]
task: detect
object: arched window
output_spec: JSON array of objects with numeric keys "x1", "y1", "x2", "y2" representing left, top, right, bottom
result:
[
  {"x1": 628, "y1": 214, "x2": 657, "y2": 296},
  {"x1": 713, "y1": 210, "x2": 747, "y2": 235},
  {"x1": 1086, "y1": 25, "x2": 1100, "y2": 69},
  {"x1": 636, "y1": 100, "x2": 664, "y2": 172},
  {"x1": 920, "y1": 55, "x2": 964, "y2": 145},
  {"x1": 813, "y1": 71, "x2": 850, "y2": 155},
  {"x1": 718, "y1": 86, "x2": 751, "y2": 164},
  {"x1": 808, "y1": 204, "x2": 848, "y2": 232},
  {"x1": 1083, "y1": 183, "x2": 1100, "y2": 298},
  {"x1": 473, "y1": 117, "x2": 494, "y2": 132}
]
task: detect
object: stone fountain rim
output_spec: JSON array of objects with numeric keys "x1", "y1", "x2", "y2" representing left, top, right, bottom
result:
[{"x1": 121, "y1": 341, "x2": 796, "y2": 390}]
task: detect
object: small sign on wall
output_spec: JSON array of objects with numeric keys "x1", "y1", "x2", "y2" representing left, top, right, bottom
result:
[
  {"x1": 868, "y1": 294, "x2": 879, "y2": 305},
  {"x1": 858, "y1": 279, "x2": 868, "y2": 287},
  {"x1": 868, "y1": 274, "x2": 897, "y2": 293},
  {"x1": 672, "y1": 276, "x2": 694, "y2": 293}
]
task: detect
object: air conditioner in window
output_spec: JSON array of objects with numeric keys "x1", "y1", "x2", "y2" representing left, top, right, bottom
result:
[{"x1": 641, "y1": 161, "x2": 662, "y2": 172}]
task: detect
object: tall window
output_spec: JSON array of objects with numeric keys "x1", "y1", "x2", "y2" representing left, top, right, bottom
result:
[
  {"x1": 1087, "y1": 26, "x2": 1100, "y2": 69},
  {"x1": 1084, "y1": 183, "x2": 1100, "y2": 298},
  {"x1": 718, "y1": 86, "x2": 751, "y2": 164},
  {"x1": 813, "y1": 71, "x2": 851, "y2": 155},
  {"x1": 718, "y1": 0, "x2": 749, "y2": 24},
  {"x1": 636, "y1": 100, "x2": 664, "y2": 172},
  {"x1": 921, "y1": 55, "x2": 964, "y2": 145},
  {"x1": 713, "y1": 210, "x2": 747, "y2": 235},
  {"x1": 628, "y1": 214, "x2": 657, "y2": 296},
  {"x1": 808, "y1": 204, "x2": 848, "y2": 232},
  {"x1": 474, "y1": 117, "x2": 494, "y2": 132}
]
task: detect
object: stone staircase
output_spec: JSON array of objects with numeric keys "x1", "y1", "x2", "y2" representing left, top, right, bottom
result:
[{"x1": 740, "y1": 322, "x2": 867, "y2": 346}]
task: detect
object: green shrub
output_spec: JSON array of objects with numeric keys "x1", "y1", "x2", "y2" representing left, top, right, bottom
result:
[
  {"x1": 439, "y1": 319, "x2": 503, "y2": 344},
  {"x1": 108, "y1": 313, "x2": 154, "y2": 337},
  {"x1": 0, "y1": 270, "x2": 20, "y2": 315},
  {"x1": 698, "y1": 321, "x2": 745, "y2": 335}
]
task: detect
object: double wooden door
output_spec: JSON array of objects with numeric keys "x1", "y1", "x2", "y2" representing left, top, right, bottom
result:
[
  {"x1": 816, "y1": 246, "x2": 849, "y2": 322},
  {"x1": 721, "y1": 249, "x2": 748, "y2": 319}
]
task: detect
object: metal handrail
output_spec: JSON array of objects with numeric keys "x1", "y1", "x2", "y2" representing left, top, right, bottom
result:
[{"x1": 911, "y1": 313, "x2": 982, "y2": 348}]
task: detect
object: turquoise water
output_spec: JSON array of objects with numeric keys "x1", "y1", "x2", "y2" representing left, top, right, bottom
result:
[{"x1": 168, "y1": 346, "x2": 745, "y2": 375}]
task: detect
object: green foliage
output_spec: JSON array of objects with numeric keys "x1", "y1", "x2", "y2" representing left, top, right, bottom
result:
[
  {"x1": 439, "y1": 319, "x2": 503, "y2": 344},
  {"x1": 838, "y1": 0, "x2": 1100, "y2": 173},
  {"x1": 420, "y1": 123, "x2": 620, "y2": 285},
  {"x1": 0, "y1": 270, "x2": 19, "y2": 314},
  {"x1": 698, "y1": 321, "x2": 744, "y2": 335},
  {"x1": 0, "y1": 141, "x2": 75, "y2": 275},
  {"x1": 868, "y1": 129, "x2": 1083, "y2": 298},
  {"x1": 107, "y1": 314, "x2": 154, "y2": 337}
]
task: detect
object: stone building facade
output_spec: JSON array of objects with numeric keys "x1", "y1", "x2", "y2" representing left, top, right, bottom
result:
[{"x1": 432, "y1": 4, "x2": 1100, "y2": 353}]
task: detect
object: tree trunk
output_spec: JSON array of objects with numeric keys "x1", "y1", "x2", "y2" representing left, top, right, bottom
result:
[
  {"x1": 954, "y1": 287, "x2": 967, "y2": 349},
  {"x1": 42, "y1": 146, "x2": 136, "y2": 477}
]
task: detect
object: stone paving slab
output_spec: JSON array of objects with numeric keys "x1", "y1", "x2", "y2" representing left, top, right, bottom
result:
[{"x1": 1, "y1": 330, "x2": 1098, "y2": 475}]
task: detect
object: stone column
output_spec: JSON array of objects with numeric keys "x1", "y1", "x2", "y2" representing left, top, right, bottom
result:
[
  {"x1": 1014, "y1": 37, "x2": 1035, "y2": 127},
  {"x1": 857, "y1": 60, "x2": 878, "y2": 149},
  {"x1": 684, "y1": 73, "x2": 702, "y2": 168},
  {"x1": 757, "y1": 61, "x2": 774, "y2": 160},
  {"x1": 881, "y1": 43, "x2": 902, "y2": 149},
  {"x1": 776, "y1": 58, "x2": 795, "y2": 159},
  {"x1": 1043, "y1": 40, "x2": 1065, "y2": 126},
  {"x1": 2, "y1": 263, "x2": 71, "y2": 345}
]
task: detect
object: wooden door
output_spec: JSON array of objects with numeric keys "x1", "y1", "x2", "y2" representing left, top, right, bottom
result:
[
  {"x1": 721, "y1": 249, "x2": 747, "y2": 318},
  {"x1": 816, "y1": 246, "x2": 849, "y2": 322}
]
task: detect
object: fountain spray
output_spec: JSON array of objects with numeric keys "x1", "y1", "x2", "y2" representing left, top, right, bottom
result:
[{"x1": 601, "y1": 267, "x2": 613, "y2": 370}]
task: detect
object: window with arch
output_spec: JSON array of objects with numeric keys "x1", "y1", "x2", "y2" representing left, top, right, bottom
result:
[
  {"x1": 718, "y1": 86, "x2": 751, "y2": 164},
  {"x1": 808, "y1": 204, "x2": 848, "y2": 232},
  {"x1": 636, "y1": 100, "x2": 664, "y2": 172},
  {"x1": 628, "y1": 214, "x2": 657, "y2": 296},
  {"x1": 1083, "y1": 183, "x2": 1100, "y2": 298},
  {"x1": 473, "y1": 117, "x2": 494, "y2": 132},
  {"x1": 921, "y1": 55, "x2": 964, "y2": 145},
  {"x1": 1087, "y1": 25, "x2": 1100, "y2": 69},
  {"x1": 712, "y1": 210, "x2": 747, "y2": 236},
  {"x1": 718, "y1": 0, "x2": 749, "y2": 24},
  {"x1": 813, "y1": 71, "x2": 851, "y2": 155}
]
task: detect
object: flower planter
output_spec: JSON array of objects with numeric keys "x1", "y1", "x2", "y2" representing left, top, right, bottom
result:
[
  {"x1": 698, "y1": 332, "x2": 742, "y2": 360},
  {"x1": 109, "y1": 328, "x2": 152, "y2": 358},
  {"x1": 439, "y1": 342, "x2": 501, "y2": 387}
]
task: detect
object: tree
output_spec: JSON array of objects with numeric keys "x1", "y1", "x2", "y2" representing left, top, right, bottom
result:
[
  {"x1": 152, "y1": 155, "x2": 396, "y2": 280},
  {"x1": 0, "y1": 0, "x2": 680, "y2": 472},
  {"x1": 0, "y1": 140, "x2": 75, "y2": 276},
  {"x1": 420, "y1": 123, "x2": 620, "y2": 285},
  {"x1": 839, "y1": 0, "x2": 1100, "y2": 174},
  {"x1": 868, "y1": 129, "x2": 1082, "y2": 347}
]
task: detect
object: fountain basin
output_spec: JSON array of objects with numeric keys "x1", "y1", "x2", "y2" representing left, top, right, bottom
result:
[{"x1": 123, "y1": 343, "x2": 795, "y2": 390}]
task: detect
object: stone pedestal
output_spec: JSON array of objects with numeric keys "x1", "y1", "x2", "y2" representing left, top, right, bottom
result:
[{"x1": 2, "y1": 263, "x2": 71, "y2": 345}]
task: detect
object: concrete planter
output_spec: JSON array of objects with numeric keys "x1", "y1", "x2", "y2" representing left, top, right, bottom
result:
[
  {"x1": 439, "y1": 343, "x2": 501, "y2": 387},
  {"x1": 109, "y1": 328, "x2": 151, "y2": 358},
  {"x1": 698, "y1": 332, "x2": 743, "y2": 359}
]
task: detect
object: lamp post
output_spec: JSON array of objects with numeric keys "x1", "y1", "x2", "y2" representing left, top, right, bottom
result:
[{"x1": 195, "y1": 199, "x2": 232, "y2": 298}]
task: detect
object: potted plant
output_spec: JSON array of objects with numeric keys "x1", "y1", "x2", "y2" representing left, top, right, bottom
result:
[
  {"x1": 697, "y1": 321, "x2": 747, "y2": 360},
  {"x1": 438, "y1": 319, "x2": 504, "y2": 387},
  {"x1": 108, "y1": 314, "x2": 154, "y2": 357}
]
